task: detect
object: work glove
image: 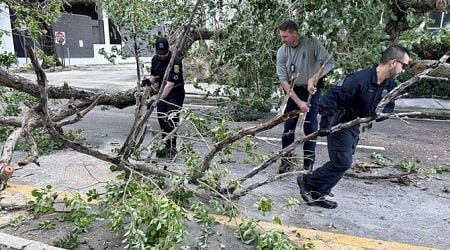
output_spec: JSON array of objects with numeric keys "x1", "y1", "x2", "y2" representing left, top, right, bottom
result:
[{"x1": 318, "y1": 117, "x2": 331, "y2": 137}]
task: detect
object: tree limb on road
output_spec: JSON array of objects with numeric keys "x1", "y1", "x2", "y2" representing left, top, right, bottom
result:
[{"x1": 0, "y1": 67, "x2": 138, "y2": 109}]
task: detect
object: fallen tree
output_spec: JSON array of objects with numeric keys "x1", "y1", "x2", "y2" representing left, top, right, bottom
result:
[{"x1": 0, "y1": 0, "x2": 449, "y2": 248}]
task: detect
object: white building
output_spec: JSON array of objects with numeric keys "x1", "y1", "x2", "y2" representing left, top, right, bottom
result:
[{"x1": 0, "y1": 2, "x2": 154, "y2": 67}]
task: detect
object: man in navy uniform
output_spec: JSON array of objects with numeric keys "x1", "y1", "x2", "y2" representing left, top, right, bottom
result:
[
  {"x1": 146, "y1": 37, "x2": 185, "y2": 159},
  {"x1": 298, "y1": 45, "x2": 411, "y2": 209}
]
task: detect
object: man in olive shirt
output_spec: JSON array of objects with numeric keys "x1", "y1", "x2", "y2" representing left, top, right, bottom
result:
[{"x1": 276, "y1": 20, "x2": 334, "y2": 173}]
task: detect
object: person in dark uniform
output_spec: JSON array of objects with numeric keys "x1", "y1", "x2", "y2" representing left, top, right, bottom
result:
[
  {"x1": 297, "y1": 45, "x2": 411, "y2": 209},
  {"x1": 146, "y1": 37, "x2": 185, "y2": 158}
]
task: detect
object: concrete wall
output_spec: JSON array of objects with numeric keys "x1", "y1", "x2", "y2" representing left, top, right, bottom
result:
[
  {"x1": 53, "y1": 13, "x2": 95, "y2": 58},
  {"x1": 0, "y1": 4, "x2": 153, "y2": 67},
  {"x1": 0, "y1": 3, "x2": 14, "y2": 54}
]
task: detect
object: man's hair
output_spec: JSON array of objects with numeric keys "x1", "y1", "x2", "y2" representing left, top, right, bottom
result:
[
  {"x1": 278, "y1": 20, "x2": 298, "y2": 33},
  {"x1": 380, "y1": 45, "x2": 410, "y2": 64}
]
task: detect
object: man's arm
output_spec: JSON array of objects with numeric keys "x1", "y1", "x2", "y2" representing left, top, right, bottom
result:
[
  {"x1": 280, "y1": 81, "x2": 309, "y2": 112},
  {"x1": 376, "y1": 81, "x2": 396, "y2": 121},
  {"x1": 160, "y1": 81, "x2": 174, "y2": 100},
  {"x1": 307, "y1": 47, "x2": 334, "y2": 94},
  {"x1": 161, "y1": 57, "x2": 183, "y2": 100}
]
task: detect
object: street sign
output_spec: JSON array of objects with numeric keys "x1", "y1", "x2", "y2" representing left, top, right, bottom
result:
[{"x1": 55, "y1": 31, "x2": 66, "y2": 45}]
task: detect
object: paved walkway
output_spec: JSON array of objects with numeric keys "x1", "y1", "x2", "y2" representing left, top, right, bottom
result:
[{"x1": 395, "y1": 98, "x2": 450, "y2": 119}]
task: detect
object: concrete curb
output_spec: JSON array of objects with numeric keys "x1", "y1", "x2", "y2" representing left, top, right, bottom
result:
[{"x1": 0, "y1": 232, "x2": 64, "y2": 250}]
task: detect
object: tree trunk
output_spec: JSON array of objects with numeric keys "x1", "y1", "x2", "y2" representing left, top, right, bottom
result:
[
  {"x1": 409, "y1": 60, "x2": 450, "y2": 77},
  {"x1": 173, "y1": 28, "x2": 224, "y2": 58}
]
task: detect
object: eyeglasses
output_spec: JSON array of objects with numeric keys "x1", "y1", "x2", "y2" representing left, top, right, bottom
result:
[{"x1": 395, "y1": 59, "x2": 409, "y2": 70}]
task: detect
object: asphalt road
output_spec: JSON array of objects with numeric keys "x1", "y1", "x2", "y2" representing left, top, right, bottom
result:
[
  {"x1": 4, "y1": 64, "x2": 449, "y2": 249},
  {"x1": 22, "y1": 104, "x2": 449, "y2": 249}
]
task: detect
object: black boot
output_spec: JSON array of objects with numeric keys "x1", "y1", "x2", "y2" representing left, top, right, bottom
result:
[
  {"x1": 155, "y1": 147, "x2": 168, "y2": 158},
  {"x1": 296, "y1": 176, "x2": 337, "y2": 209},
  {"x1": 166, "y1": 147, "x2": 177, "y2": 159},
  {"x1": 166, "y1": 138, "x2": 177, "y2": 159},
  {"x1": 278, "y1": 157, "x2": 293, "y2": 174}
]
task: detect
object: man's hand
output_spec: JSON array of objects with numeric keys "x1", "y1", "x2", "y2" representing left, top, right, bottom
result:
[
  {"x1": 149, "y1": 75, "x2": 159, "y2": 83},
  {"x1": 307, "y1": 75, "x2": 318, "y2": 95},
  {"x1": 375, "y1": 113, "x2": 390, "y2": 122},
  {"x1": 297, "y1": 100, "x2": 310, "y2": 112}
]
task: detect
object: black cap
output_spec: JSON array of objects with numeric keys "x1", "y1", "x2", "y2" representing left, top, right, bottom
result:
[{"x1": 155, "y1": 37, "x2": 169, "y2": 55}]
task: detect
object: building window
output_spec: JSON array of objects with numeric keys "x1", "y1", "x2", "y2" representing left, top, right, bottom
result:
[{"x1": 428, "y1": 11, "x2": 450, "y2": 30}]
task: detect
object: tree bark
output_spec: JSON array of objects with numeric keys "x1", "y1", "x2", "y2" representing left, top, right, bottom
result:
[
  {"x1": 172, "y1": 28, "x2": 224, "y2": 58},
  {"x1": 409, "y1": 60, "x2": 450, "y2": 77},
  {"x1": 0, "y1": 66, "x2": 138, "y2": 108}
]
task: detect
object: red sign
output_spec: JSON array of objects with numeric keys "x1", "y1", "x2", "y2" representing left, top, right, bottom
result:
[{"x1": 55, "y1": 31, "x2": 66, "y2": 45}]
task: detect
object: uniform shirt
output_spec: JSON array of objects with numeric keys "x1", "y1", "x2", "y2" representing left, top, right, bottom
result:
[
  {"x1": 151, "y1": 52, "x2": 185, "y2": 99},
  {"x1": 276, "y1": 37, "x2": 333, "y2": 86},
  {"x1": 319, "y1": 67, "x2": 396, "y2": 127}
]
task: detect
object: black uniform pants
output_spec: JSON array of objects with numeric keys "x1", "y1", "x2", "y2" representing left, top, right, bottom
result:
[
  {"x1": 157, "y1": 95, "x2": 184, "y2": 150},
  {"x1": 304, "y1": 125, "x2": 359, "y2": 195},
  {"x1": 282, "y1": 86, "x2": 320, "y2": 167}
]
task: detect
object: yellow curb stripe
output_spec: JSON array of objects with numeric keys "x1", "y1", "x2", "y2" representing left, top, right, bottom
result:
[
  {"x1": 5, "y1": 183, "x2": 436, "y2": 250},
  {"x1": 5, "y1": 183, "x2": 92, "y2": 203},
  {"x1": 212, "y1": 214, "x2": 435, "y2": 250}
]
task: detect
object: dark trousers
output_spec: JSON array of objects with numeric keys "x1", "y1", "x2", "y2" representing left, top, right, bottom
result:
[
  {"x1": 282, "y1": 86, "x2": 320, "y2": 167},
  {"x1": 304, "y1": 126, "x2": 359, "y2": 195},
  {"x1": 157, "y1": 95, "x2": 184, "y2": 150}
]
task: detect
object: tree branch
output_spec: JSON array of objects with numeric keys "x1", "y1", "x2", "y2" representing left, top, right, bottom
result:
[
  {"x1": 26, "y1": 45, "x2": 122, "y2": 166},
  {"x1": 190, "y1": 110, "x2": 301, "y2": 183}
]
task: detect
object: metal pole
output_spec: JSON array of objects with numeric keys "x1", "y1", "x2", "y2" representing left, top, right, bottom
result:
[
  {"x1": 61, "y1": 44, "x2": 65, "y2": 68},
  {"x1": 67, "y1": 47, "x2": 70, "y2": 68},
  {"x1": 22, "y1": 31, "x2": 27, "y2": 64}
]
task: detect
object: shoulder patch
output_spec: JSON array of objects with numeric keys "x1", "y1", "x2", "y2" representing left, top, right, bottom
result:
[{"x1": 174, "y1": 64, "x2": 180, "y2": 74}]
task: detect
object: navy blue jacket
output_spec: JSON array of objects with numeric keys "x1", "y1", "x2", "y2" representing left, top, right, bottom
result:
[
  {"x1": 151, "y1": 52, "x2": 185, "y2": 99},
  {"x1": 319, "y1": 67, "x2": 396, "y2": 128}
]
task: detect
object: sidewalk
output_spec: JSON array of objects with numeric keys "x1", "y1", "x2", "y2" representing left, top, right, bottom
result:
[{"x1": 395, "y1": 98, "x2": 450, "y2": 119}]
